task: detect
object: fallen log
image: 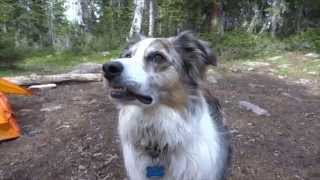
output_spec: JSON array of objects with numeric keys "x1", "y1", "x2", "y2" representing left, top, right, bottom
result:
[{"x1": 4, "y1": 73, "x2": 103, "y2": 86}]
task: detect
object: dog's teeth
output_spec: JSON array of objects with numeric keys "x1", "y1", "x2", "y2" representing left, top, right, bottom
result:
[{"x1": 113, "y1": 87, "x2": 126, "y2": 91}]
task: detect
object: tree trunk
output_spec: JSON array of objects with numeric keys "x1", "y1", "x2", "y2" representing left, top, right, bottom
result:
[
  {"x1": 296, "y1": 3, "x2": 303, "y2": 32},
  {"x1": 209, "y1": 0, "x2": 224, "y2": 35},
  {"x1": 247, "y1": 3, "x2": 260, "y2": 33},
  {"x1": 259, "y1": 21, "x2": 270, "y2": 34},
  {"x1": 218, "y1": 0, "x2": 225, "y2": 35},
  {"x1": 271, "y1": 0, "x2": 278, "y2": 37},
  {"x1": 80, "y1": 0, "x2": 97, "y2": 32},
  {"x1": 270, "y1": 0, "x2": 287, "y2": 37},
  {"x1": 2, "y1": 24, "x2": 7, "y2": 33},
  {"x1": 47, "y1": 1, "x2": 55, "y2": 46},
  {"x1": 129, "y1": 0, "x2": 145, "y2": 38},
  {"x1": 148, "y1": 0, "x2": 155, "y2": 37}
]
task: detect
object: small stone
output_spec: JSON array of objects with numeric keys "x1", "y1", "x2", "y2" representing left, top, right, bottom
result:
[
  {"x1": 230, "y1": 67, "x2": 241, "y2": 73},
  {"x1": 304, "y1": 113, "x2": 316, "y2": 118},
  {"x1": 307, "y1": 71, "x2": 318, "y2": 75},
  {"x1": 19, "y1": 109, "x2": 33, "y2": 113},
  {"x1": 278, "y1": 64, "x2": 290, "y2": 69},
  {"x1": 305, "y1": 53, "x2": 320, "y2": 58},
  {"x1": 244, "y1": 62, "x2": 270, "y2": 67},
  {"x1": 247, "y1": 67, "x2": 255, "y2": 71},
  {"x1": 249, "y1": 83, "x2": 265, "y2": 88},
  {"x1": 56, "y1": 124, "x2": 71, "y2": 130},
  {"x1": 229, "y1": 129, "x2": 239, "y2": 134},
  {"x1": 40, "y1": 105, "x2": 62, "y2": 112},
  {"x1": 206, "y1": 69, "x2": 224, "y2": 80},
  {"x1": 93, "y1": 153, "x2": 103, "y2": 157},
  {"x1": 88, "y1": 99, "x2": 98, "y2": 104},
  {"x1": 27, "y1": 129, "x2": 42, "y2": 136},
  {"x1": 273, "y1": 150, "x2": 280, "y2": 157},
  {"x1": 295, "y1": 79, "x2": 312, "y2": 85},
  {"x1": 100, "y1": 51, "x2": 110, "y2": 56},
  {"x1": 268, "y1": 68, "x2": 276, "y2": 73},
  {"x1": 239, "y1": 101, "x2": 271, "y2": 116},
  {"x1": 72, "y1": 97, "x2": 82, "y2": 101},
  {"x1": 268, "y1": 56, "x2": 282, "y2": 61},
  {"x1": 207, "y1": 76, "x2": 218, "y2": 84}
]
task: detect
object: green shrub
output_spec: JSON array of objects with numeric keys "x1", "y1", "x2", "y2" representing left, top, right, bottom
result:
[
  {"x1": 285, "y1": 28, "x2": 320, "y2": 52},
  {"x1": 0, "y1": 33, "x2": 29, "y2": 66},
  {"x1": 202, "y1": 31, "x2": 286, "y2": 61}
]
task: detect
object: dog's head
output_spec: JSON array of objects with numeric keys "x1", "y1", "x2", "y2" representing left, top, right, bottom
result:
[{"x1": 103, "y1": 31, "x2": 217, "y2": 108}]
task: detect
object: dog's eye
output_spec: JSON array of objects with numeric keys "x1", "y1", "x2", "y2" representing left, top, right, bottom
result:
[{"x1": 147, "y1": 53, "x2": 166, "y2": 64}]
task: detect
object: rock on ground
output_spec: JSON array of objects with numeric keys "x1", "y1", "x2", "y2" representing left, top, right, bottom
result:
[
  {"x1": 243, "y1": 62, "x2": 270, "y2": 67},
  {"x1": 239, "y1": 100, "x2": 271, "y2": 116},
  {"x1": 305, "y1": 53, "x2": 320, "y2": 58},
  {"x1": 268, "y1": 56, "x2": 283, "y2": 61}
]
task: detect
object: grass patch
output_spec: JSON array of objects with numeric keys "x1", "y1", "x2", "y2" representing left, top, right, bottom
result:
[
  {"x1": 269, "y1": 54, "x2": 320, "y2": 78},
  {"x1": 1, "y1": 50, "x2": 120, "y2": 77},
  {"x1": 205, "y1": 29, "x2": 320, "y2": 80},
  {"x1": 223, "y1": 52, "x2": 320, "y2": 79}
]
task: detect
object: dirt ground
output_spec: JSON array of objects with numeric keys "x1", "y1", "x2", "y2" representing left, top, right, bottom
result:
[{"x1": 0, "y1": 71, "x2": 319, "y2": 180}]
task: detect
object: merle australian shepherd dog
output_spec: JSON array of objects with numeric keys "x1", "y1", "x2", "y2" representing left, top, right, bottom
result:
[{"x1": 102, "y1": 31, "x2": 231, "y2": 180}]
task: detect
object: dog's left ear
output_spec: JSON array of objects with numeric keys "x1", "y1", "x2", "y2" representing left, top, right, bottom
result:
[
  {"x1": 173, "y1": 31, "x2": 217, "y2": 66},
  {"x1": 173, "y1": 31, "x2": 217, "y2": 85},
  {"x1": 197, "y1": 39, "x2": 217, "y2": 66}
]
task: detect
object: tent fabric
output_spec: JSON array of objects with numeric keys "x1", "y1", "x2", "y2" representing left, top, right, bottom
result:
[
  {"x1": 0, "y1": 92, "x2": 21, "y2": 141},
  {"x1": 0, "y1": 78, "x2": 32, "y2": 95}
]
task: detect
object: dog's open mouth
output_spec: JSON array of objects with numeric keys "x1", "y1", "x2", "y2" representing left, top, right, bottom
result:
[{"x1": 110, "y1": 86, "x2": 153, "y2": 105}]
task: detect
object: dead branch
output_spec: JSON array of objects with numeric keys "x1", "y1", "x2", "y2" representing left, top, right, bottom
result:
[{"x1": 4, "y1": 73, "x2": 103, "y2": 86}]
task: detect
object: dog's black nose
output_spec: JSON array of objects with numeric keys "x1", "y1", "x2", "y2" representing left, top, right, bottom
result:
[{"x1": 103, "y1": 61, "x2": 123, "y2": 80}]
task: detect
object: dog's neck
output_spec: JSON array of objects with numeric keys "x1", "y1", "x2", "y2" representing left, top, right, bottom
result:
[{"x1": 118, "y1": 95, "x2": 207, "y2": 157}]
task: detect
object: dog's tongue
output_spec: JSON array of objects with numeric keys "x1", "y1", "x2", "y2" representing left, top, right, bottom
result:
[
  {"x1": 134, "y1": 94, "x2": 153, "y2": 104},
  {"x1": 110, "y1": 87, "x2": 153, "y2": 104}
]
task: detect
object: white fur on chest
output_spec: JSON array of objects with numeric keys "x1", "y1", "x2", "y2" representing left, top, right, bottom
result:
[{"x1": 118, "y1": 103, "x2": 222, "y2": 180}]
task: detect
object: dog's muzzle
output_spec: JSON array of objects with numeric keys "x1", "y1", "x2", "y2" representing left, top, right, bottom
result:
[{"x1": 102, "y1": 61, "x2": 154, "y2": 105}]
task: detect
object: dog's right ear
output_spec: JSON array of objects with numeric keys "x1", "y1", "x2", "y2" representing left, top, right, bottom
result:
[
  {"x1": 121, "y1": 33, "x2": 146, "y2": 57},
  {"x1": 127, "y1": 33, "x2": 145, "y2": 43}
]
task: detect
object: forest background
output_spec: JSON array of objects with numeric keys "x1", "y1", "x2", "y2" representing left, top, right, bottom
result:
[{"x1": 0, "y1": 0, "x2": 319, "y2": 76}]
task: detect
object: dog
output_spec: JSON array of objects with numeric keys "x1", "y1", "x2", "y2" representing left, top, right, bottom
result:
[{"x1": 102, "y1": 32, "x2": 231, "y2": 180}]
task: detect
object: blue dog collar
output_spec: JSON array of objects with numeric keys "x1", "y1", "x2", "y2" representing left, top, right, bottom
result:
[{"x1": 146, "y1": 166, "x2": 165, "y2": 178}]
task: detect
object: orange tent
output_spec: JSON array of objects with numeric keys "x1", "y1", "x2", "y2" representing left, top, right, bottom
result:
[{"x1": 0, "y1": 78, "x2": 32, "y2": 141}]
